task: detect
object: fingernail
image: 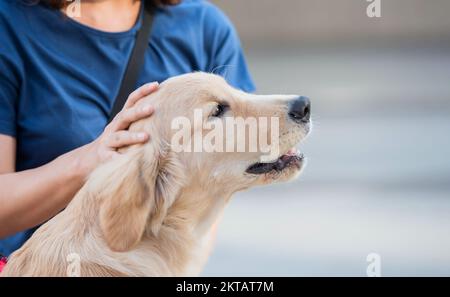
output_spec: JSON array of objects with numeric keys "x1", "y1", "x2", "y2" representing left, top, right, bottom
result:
[
  {"x1": 137, "y1": 133, "x2": 147, "y2": 140},
  {"x1": 142, "y1": 105, "x2": 153, "y2": 113},
  {"x1": 147, "y1": 82, "x2": 159, "y2": 89}
]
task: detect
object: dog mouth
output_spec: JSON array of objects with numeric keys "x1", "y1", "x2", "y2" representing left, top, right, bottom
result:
[{"x1": 245, "y1": 148, "x2": 304, "y2": 175}]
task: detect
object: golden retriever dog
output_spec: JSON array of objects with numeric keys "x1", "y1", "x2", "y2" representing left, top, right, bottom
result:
[{"x1": 2, "y1": 72, "x2": 311, "y2": 276}]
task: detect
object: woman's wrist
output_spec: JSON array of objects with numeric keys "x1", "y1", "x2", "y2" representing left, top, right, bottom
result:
[{"x1": 64, "y1": 142, "x2": 98, "y2": 183}]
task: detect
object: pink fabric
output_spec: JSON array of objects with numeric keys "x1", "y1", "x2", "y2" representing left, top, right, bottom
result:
[{"x1": 0, "y1": 257, "x2": 7, "y2": 273}]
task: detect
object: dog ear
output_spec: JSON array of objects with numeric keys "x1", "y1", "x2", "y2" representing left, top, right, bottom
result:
[
  {"x1": 93, "y1": 144, "x2": 185, "y2": 252},
  {"x1": 146, "y1": 149, "x2": 186, "y2": 236}
]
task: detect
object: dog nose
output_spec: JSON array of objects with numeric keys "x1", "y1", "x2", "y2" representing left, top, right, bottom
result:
[{"x1": 289, "y1": 96, "x2": 311, "y2": 123}]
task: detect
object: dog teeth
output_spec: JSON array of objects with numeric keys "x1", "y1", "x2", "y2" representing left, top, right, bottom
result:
[
  {"x1": 286, "y1": 148, "x2": 297, "y2": 156},
  {"x1": 284, "y1": 148, "x2": 301, "y2": 157}
]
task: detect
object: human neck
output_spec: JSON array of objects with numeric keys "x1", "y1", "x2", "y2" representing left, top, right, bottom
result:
[{"x1": 63, "y1": 0, "x2": 142, "y2": 33}]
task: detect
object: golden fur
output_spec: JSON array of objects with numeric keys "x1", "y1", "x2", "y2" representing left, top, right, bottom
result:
[{"x1": 2, "y1": 73, "x2": 310, "y2": 276}]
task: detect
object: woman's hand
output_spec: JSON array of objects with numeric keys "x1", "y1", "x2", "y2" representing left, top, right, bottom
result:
[
  {"x1": 78, "y1": 82, "x2": 158, "y2": 176},
  {"x1": 0, "y1": 82, "x2": 160, "y2": 237}
]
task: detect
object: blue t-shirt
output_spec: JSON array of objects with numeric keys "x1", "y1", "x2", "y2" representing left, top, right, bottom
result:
[{"x1": 0, "y1": 0, "x2": 255, "y2": 256}]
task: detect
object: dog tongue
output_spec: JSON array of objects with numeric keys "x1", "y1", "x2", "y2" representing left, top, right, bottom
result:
[{"x1": 280, "y1": 155, "x2": 292, "y2": 162}]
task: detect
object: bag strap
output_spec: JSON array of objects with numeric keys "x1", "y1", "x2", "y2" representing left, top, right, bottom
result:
[{"x1": 108, "y1": 1, "x2": 154, "y2": 124}]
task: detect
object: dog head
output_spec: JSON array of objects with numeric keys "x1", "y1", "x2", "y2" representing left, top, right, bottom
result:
[{"x1": 92, "y1": 73, "x2": 311, "y2": 252}]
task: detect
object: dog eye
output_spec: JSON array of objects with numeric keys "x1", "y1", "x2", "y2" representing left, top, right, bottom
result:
[{"x1": 211, "y1": 103, "x2": 229, "y2": 118}]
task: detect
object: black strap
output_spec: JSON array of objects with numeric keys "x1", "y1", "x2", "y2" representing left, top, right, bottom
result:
[{"x1": 108, "y1": 1, "x2": 154, "y2": 123}]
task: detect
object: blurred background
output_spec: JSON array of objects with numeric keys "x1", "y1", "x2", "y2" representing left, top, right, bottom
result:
[{"x1": 203, "y1": 0, "x2": 450, "y2": 276}]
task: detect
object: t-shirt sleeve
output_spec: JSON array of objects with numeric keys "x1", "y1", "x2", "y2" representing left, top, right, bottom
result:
[
  {"x1": 0, "y1": 15, "x2": 21, "y2": 137},
  {"x1": 0, "y1": 57, "x2": 20, "y2": 137},
  {"x1": 203, "y1": 3, "x2": 256, "y2": 93}
]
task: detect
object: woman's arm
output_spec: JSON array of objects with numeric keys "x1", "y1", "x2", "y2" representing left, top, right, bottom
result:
[
  {"x1": 0, "y1": 137, "x2": 94, "y2": 237},
  {"x1": 0, "y1": 82, "x2": 158, "y2": 238},
  {"x1": 0, "y1": 134, "x2": 15, "y2": 174}
]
